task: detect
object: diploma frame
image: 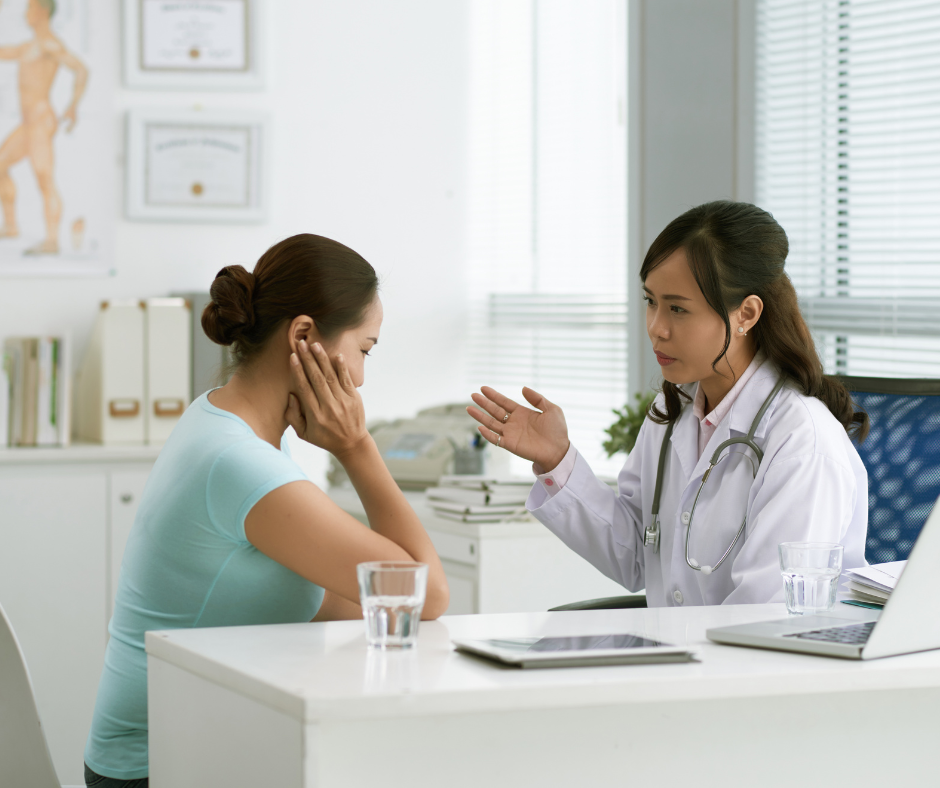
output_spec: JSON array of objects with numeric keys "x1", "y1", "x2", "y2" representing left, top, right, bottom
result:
[
  {"x1": 125, "y1": 109, "x2": 269, "y2": 223},
  {"x1": 123, "y1": 0, "x2": 265, "y2": 90}
]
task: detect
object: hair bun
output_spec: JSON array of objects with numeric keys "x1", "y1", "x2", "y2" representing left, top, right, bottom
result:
[{"x1": 202, "y1": 265, "x2": 257, "y2": 346}]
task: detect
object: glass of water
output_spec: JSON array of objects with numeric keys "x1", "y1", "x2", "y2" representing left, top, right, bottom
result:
[
  {"x1": 356, "y1": 561, "x2": 428, "y2": 648},
  {"x1": 778, "y1": 542, "x2": 843, "y2": 615}
]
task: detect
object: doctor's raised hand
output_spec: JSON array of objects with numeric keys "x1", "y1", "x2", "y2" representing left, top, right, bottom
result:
[{"x1": 468, "y1": 385, "x2": 570, "y2": 474}]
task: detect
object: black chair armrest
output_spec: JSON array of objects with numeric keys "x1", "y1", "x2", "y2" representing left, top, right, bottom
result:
[{"x1": 549, "y1": 594, "x2": 647, "y2": 612}]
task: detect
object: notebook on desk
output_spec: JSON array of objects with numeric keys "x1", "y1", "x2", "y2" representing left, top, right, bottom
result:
[{"x1": 706, "y1": 496, "x2": 940, "y2": 660}]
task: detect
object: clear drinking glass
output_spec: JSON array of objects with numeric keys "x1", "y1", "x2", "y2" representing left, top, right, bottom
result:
[
  {"x1": 778, "y1": 542, "x2": 843, "y2": 615},
  {"x1": 356, "y1": 561, "x2": 428, "y2": 648}
]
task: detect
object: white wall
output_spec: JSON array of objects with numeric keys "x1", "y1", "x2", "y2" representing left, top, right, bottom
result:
[
  {"x1": 0, "y1": 0, "x2": 471, "y2": 484},
  {"x1": 626, "y1": 0, "x2": 755, "y2": 397}
]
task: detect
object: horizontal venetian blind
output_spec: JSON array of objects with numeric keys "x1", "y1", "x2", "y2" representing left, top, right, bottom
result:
[
  {"x1": 466, "y1": 0, "x2": 628, "y2": 477},
  {"x1": 755, "y1": 0, "x2": 940, "y2": 376}
]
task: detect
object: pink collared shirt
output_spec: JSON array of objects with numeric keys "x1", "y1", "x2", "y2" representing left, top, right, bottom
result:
[
  {"x1": 534, "y1": 351, "x2": 768, "y2": 495},
  {"x1": 691, "y1": 351, "x2": 766, "y2": 459}
]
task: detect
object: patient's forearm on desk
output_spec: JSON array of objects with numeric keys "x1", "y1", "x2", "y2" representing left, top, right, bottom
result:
[
  {"x1": 342, "y1": 437, "x2": 438, "y2": 563},
  {"x1": 338, "y1": 436, "x2": 450, "y2": 617},
  {"x1": 313, "y1": 591, "x2": 362, "y2": 622}
]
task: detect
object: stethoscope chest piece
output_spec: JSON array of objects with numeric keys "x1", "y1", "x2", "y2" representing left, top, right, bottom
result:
[{"x1": 644, "y1": 517, "x2": 661, "y2": 553}]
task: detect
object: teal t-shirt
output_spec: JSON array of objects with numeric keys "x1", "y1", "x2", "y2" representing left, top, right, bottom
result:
[{"x1": 84, "y1": 392, "x2": 324, "y2": 780}]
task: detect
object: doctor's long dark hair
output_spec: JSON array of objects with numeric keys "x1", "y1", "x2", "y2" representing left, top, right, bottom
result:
[{"x1": 640, "y1": 200, "x2": 869, "y2": 442}]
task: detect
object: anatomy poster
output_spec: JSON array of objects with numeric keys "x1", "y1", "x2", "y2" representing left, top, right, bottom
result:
[{"x1": 0, "y1": 0, "x2": 113, "y2": 276}]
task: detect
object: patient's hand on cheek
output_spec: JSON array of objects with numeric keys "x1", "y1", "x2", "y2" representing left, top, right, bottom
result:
[{"x1": 286, "y1": 339, "x2": 369, "y2": 460}]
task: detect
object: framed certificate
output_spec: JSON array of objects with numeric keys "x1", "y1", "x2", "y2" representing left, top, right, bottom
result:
[
  {"x1": 123, "y1": 0, "x2": 265, "y2": 89},
  {"x1": 125, "y1": 109, "x2": 269, "y2": 222}
]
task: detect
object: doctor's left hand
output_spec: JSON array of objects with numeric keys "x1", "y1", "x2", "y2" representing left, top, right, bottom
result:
[
  {"x1": 286, "y1": 339, "x2": 369, "y2": 461},
  {"x1": 468, "y1": 386, "x2": 570, "y2": 473}
]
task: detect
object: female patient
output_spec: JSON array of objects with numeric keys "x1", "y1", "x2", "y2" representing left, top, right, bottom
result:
[{"x1": 83, "y1": 234, "x2": 448, "y2": 787}]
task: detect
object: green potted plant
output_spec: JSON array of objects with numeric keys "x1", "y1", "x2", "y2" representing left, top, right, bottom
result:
[{"x1": 603, "y1": 391, "x2": 655, "y2": 458}]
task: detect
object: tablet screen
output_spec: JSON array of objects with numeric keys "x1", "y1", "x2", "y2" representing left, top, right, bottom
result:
[{"x1": 483, "y1": 633, "x2": 665, "y2": 653}]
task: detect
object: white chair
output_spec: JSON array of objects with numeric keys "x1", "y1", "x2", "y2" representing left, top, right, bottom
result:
[{"x1": 0, "y1": 600, "x2": 62, "y2": 787}]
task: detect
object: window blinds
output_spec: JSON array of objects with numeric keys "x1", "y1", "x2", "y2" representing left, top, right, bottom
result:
[
  {"x1": 467, "y1": 0, "x2": 628, "y2": 476},
  {"x1": 755, "y1": 0, "x2": 940, "y2": 377}
]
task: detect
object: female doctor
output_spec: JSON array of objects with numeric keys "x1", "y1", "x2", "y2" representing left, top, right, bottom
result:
[{"x1": 468, "y1": 200, "x2": 869, "y2": 607}]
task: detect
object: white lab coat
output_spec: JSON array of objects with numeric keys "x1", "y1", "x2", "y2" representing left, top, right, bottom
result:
[{"x1": 527, "y1": 362, "x2": 868, "y2": 607}]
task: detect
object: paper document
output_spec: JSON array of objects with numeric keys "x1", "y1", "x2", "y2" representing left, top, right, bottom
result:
[
  {"x1": 845, "y1": 561, "x2": 906, "y2": 592},
  {"x1": 842, "y1": 561, "x2": 906, "y2": 606},
  {"x1": 438, "y1": 474, "x2": 535, "y2": 491}
]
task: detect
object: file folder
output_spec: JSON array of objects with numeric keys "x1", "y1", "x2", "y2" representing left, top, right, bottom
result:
[
  {"x1": 144, "y1": 298, "x2": 192, "y2": 445},
  {"x1": 35, "y1": 337, "x2": 69, "y2": 446},
  {"x1": 0, "y1": 351, "x2": 9, "y2": 447},
  {"x1": 3, "y1": 339, "x2": 26, "y2": 446},
  {"x1": 74, "y1": 301, "x2": 146, "y2": 444}
]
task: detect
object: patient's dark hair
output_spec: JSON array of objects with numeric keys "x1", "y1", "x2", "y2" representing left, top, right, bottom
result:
[
  {"x1": 639, "y1": 200, "x2": 868, "y2": 442},
  {"x1": 202, "y1": 234, "x2": 379, "y2": 367}
]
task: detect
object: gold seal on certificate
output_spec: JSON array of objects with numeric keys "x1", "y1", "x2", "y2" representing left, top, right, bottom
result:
[{"x1": 141, "y1": 0, "x2": 249, "y2": 72}]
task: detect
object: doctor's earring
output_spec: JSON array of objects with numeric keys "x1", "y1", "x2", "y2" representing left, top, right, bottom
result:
[{"x1": 738, "y1": 326, "x2": 747, "y2": 336}]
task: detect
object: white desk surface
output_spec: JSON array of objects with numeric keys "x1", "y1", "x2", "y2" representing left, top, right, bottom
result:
[
  {"x1": 146, "y1": 603, "x2": 940, "y2": 725},
  {"x1": 328, "y1": 485, "x2": 549, "y2": 539}
]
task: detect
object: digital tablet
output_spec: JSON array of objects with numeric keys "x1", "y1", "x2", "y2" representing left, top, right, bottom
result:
[{"x1": 451, "y1": 632, "x2": 696, "y2": 669}]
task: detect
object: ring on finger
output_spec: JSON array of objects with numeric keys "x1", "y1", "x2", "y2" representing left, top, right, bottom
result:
[
  {"x1": 502, "y1": 411, "x2": 510, "y2": 423},
  {"x1": 496, "y1": 434, "x2": 502, "y2": 448}
]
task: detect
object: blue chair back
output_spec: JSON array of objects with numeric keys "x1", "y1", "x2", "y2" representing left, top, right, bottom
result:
[{"x1": 840, "y1": 376, "x2": 940, "y2": 564}]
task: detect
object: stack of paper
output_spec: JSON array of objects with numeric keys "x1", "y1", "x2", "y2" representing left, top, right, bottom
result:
[
  {"x1": 426, "y1": 475, "x2": 534, "y2": 523},
  {"x1": 842, "y1": 561, "x2": 907, "y2": 607},
  {"x1": 2, "y1": 337, "x2": 70, "y2": 448}
]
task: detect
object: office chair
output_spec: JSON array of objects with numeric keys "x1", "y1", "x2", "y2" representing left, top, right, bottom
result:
[
  {"x1": 551, "y1": 375, "x2": 940, "y2": 611},
  {"x1": 0, "y1": 601, "x2": 62, "y2": 788},
  {"x1": 839, "y1": 376, "x2": 940, "y2": 564}
]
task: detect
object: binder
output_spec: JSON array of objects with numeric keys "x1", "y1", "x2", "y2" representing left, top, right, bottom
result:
[
  {"x1": 4, "y1": 339, "x2": 25, "y2": 446},
  {"x1": 1, "y1": 336, "x2": 70, "y2": 447},
  {"x1": 21, "y1": 338, "x2": 39, "y2": 446},
  {"x1": 0, "y1": 348, "x2": 10, "y2": 447},
  {"x1": 36, "y1": 338, "x2": 57, "y2": 446},
  {"x1": 74, "y1": 301, "x2": 146, "y2": 444},
  {"x1": 144, "y1": 298, "x2": 192, "y2": 445},
  {"x1": 55, "y1": 337, "x2": 72, "y2": 447}
]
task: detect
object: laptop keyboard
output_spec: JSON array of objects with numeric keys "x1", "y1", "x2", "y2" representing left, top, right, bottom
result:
[{"x1": 784, "y1": 621, "x2": 876, "y2": 645}]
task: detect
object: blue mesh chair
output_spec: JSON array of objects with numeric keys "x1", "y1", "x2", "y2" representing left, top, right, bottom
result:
[{"x1": 840, "y1": 376, "x2": 940, "y2": 564}]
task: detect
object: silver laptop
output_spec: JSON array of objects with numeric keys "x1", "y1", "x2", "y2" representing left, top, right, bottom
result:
[{"x1": 707, "y1": 496, "x2": 940, "y2": 660}]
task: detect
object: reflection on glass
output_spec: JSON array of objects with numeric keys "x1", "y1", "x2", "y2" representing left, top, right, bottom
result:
[{"x1": 485, "y1": 633, "x2": 664, "y2": 653}]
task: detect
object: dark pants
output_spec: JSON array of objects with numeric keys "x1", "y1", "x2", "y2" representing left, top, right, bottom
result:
[{"x1": 84, "y1": 763, "x2": 149, "y2": 788}]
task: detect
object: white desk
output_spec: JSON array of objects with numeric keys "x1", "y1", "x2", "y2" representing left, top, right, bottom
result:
[{"x1": 147, "y1": 604, "x2": 940, "y2": 788}]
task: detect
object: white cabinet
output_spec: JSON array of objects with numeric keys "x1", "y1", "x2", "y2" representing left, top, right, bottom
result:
[
  {"x1": 0, "y1": 446, "x2": 158, "y2": 787},
  {"x1": 328, "y1": 488, "x2": 629, "y2": 615}
]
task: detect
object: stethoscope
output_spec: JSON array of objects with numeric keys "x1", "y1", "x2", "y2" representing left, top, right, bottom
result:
[{"x1": 642, "y1": 376, "x2": 787, "y2": 575}]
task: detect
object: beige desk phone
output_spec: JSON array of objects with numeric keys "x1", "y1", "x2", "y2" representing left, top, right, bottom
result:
[{"x1": 327, "y1": 402, "x2": 508, "y2": 490}]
